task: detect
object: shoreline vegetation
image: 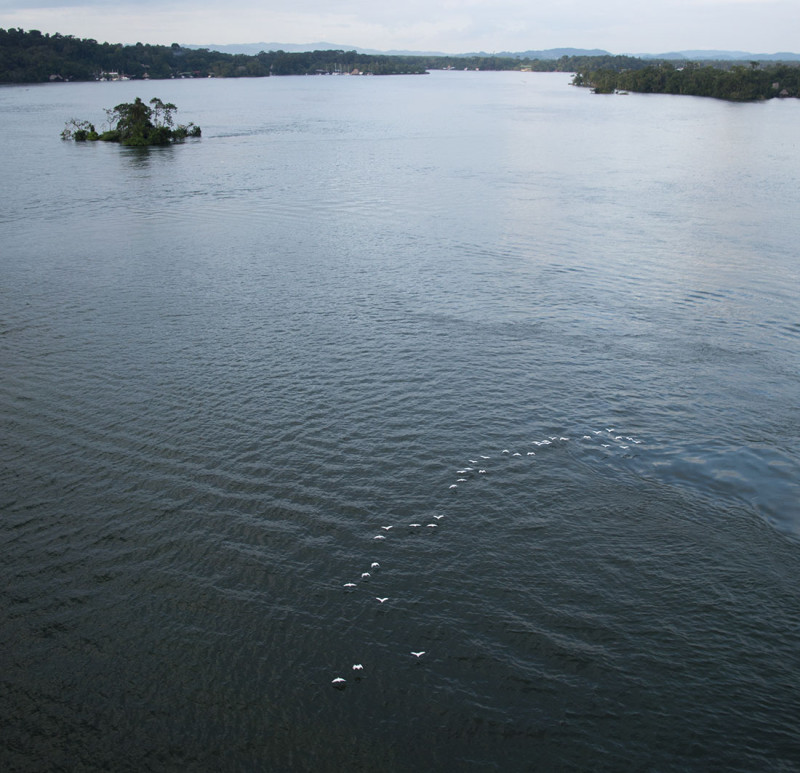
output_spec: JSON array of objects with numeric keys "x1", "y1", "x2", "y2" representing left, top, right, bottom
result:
[
  {"x1": 61, "y1": 97, "x2": 201, "y2": 145},
  {"x1": 3, "y1": 27, "x2": 799, "y2": 101},
  {"x1": 572, "y1": 60, "x2": 800, "y2": 101}
]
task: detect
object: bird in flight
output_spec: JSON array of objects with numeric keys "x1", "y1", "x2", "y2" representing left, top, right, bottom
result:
[
  {"x1": 411, "y1": 651, "x2": 426, "y2": 658},
  {"x1": 376, "y1": 597, "x2": 389, "y2": 603}
]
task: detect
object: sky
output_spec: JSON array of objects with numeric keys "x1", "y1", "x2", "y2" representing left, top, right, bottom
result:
[{"x1": 1, "y1": 0, "x2": 798, "y2": 54}]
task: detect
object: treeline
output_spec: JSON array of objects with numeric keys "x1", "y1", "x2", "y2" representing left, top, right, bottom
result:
[
  {"x1": 6, "y1": 27, "x2": 798, "y2": 100},
  {"x1": 0, "y1": 28, "x2": 454, "y2": 81},
  {"x1": 0, "y1": 27, "x2": 645, "y2": 82},
  {"x1": 573, "y1": 61, "x2": 800, "y2": 100},
  {"x1": 0, "y1": 28, "x2": 431, "y2": 81}
]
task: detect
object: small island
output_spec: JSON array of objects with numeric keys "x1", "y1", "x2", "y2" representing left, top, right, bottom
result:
[{"x1": 61, "y1": 97, "x2": 201, "y2": 145}]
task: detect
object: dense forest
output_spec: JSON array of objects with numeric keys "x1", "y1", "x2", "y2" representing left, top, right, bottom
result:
[
  {"x1": 573, "y1": 60, "x2": 800, "y2": 100},
  {"x1": 0, "y1": 28, "x2": 432, "y2": 80}
]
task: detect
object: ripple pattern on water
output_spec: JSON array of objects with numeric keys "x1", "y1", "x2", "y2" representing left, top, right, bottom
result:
[{"x1": 3, "y1": 72, "x2": 800, "y2": 772}]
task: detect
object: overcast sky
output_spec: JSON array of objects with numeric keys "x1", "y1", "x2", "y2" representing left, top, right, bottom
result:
[{"x1": 1, "y1": 0, "x2": 797, "y2": 54}]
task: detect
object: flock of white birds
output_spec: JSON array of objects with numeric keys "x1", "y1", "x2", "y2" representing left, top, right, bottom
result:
[{"x1": 331, "y1": 427, "x2": 643, "y2": 688}]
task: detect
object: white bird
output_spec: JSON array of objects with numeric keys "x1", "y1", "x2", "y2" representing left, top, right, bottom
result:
[
  {"x1": 361, "y1": 572, "x2": 371, "y2": 579},
  {"x1": 352, "y1": 664, "x2": 364, "y2": 671},
  {"x1": 410, "y1": 651, "x2": 426, "y2": 658},
  {"x1": 527, "y1": 452, "x2": 536, "y2": 456},
  {"x1": 582, "y1": 435, "x2": 591, "y2": 440},
  {"x1": 512, "y1": 452, "x2": 521, "y2": 456},
  {"x1": 449, "y1": 484, "x2": 457, "y2": 489},
  {"x1": 480, "y1": 455, "x2": 490, "y2": 459},
  {"x1": 457, "y1": 478, "x2": 467, "y2": 482},
  {"x1": 457, "y1": 469, "x2": 468, "y2": 474},
  {"x1": 371, "y1": 562, "x2": 380, "y2": 569},
  {"x1": 381, "y1": 526, "x2": 393, "y2": 531},
  {"x1": 374, "y1": 535, "x2": 386, "y2": 540},
  {"x1": 343, "y1": 583, "x2": 356, "y2": 588},
  {"x1": 469, "y1": 460, "x2": 478, "y2": 464},
  {"x1": 478, "y1": 469, "x2": 487, "y2": 474},
  {"x1": 560, "y1": 437, "x2": 569, "y2": 441},
  {"x1": 593, "y1": 430, "x2": 601, "y2": 435},
  {"x1": 433, "y1": 515, "x2": 444, "y2": 520},
  {"x1": 376, "y1": 597, "x2": 388, "y2": 603},
  {"x1": 427, "y1": 523, "x2": 437, "y2": 528},
  {"x1": 409, "y1": 523, "x2": 421, "y2": 527},
  {"x1": 602, "y1": 444, "x2": 610, "y2": 448},
  {"x1": 332, "y1": 677, "x2": 346, "y2": 685},
  {"x1": 502, "y1": 449, "x2": 509, "y2": 454},
  {"x1": 549, "y1": 436, "x2": 557, "y2": 440}
]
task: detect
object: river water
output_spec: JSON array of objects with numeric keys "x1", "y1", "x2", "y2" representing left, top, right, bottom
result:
[{"x1": 2, "y1": 71, "x2": 799, "y2": 771}]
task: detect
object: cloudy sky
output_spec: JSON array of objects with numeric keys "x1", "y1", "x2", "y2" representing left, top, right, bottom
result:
[{"x1": 0, "y1": 0, "x2": 797, "y2": 54}]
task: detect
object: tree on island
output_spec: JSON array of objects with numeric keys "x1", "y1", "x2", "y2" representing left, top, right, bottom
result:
[{"x1": 61, "y1": 97, "x2": 201, "y2": 145}]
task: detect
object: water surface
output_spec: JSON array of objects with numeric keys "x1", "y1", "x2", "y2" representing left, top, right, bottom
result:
[{"x1": 2, "y1": 72, "x2": 800, "y2": 771}]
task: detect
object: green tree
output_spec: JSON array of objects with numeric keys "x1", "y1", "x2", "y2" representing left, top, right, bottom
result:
[{"x1": 62, "y1": 97, "x2": 200, "y2": 145}]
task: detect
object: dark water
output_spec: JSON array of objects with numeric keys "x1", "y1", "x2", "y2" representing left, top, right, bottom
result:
[{"x1": 2, "y1": 72, "x2": 800, "y2": 771}]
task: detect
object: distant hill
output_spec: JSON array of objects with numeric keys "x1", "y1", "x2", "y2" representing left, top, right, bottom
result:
[
  {"x1": 185, "y1": 42, "x2": 800, "y2": 62},
  {"x1": 184, "y1": 43, "x2": 614, "y2": 59},
  {"x1": 481, "y1": 48, "x2": 612, "y2": 59},
  {"x1": 183, "y1": 41, "x2": 361, "y2": 55},
  {"x1": 634, "y1": 50, "x2": 800, "y2": 62}
]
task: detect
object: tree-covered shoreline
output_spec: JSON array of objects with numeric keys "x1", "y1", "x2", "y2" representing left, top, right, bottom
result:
[
  {"x1": 572, "y1": 61, "x2": 800, "y2": 101},
  {"x1": 3, "y1": 27, "x2": 799, "y2": 101},
  {"x1": 0, "y1": 28, "x2": 431, "y2": 81},
  {"x1": 0, "y1": 27, "x2": 630, "y2": 82}
]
